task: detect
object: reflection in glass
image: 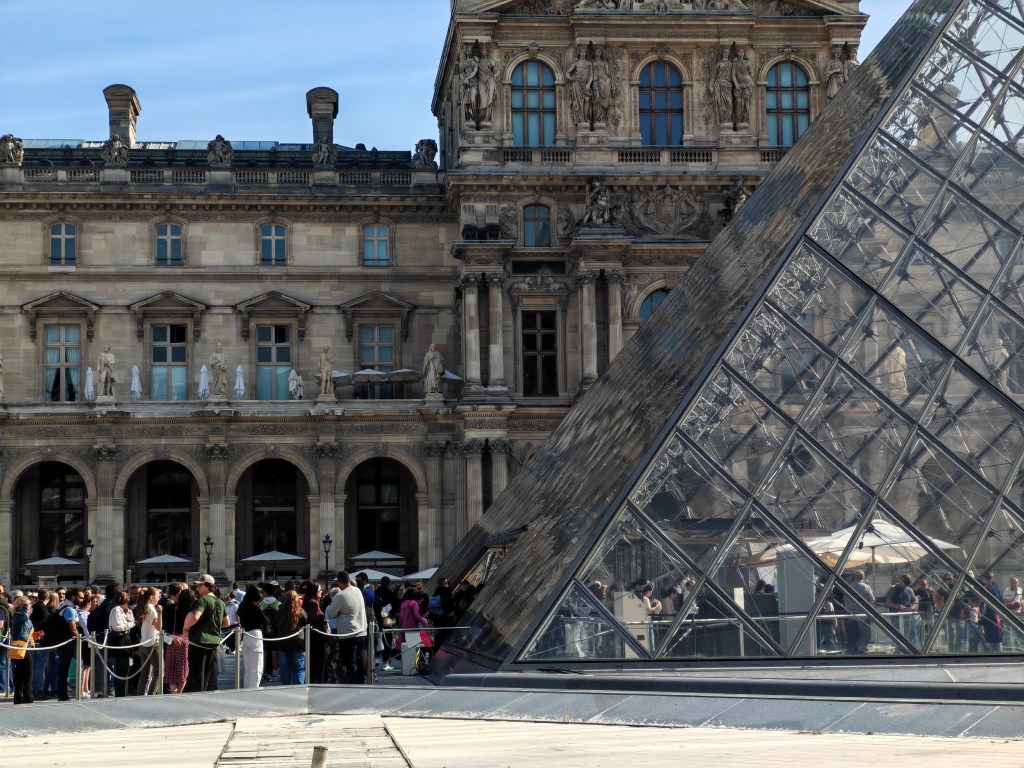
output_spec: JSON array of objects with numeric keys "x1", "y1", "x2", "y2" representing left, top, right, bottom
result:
[
  {"x1": 521, "y1": 582, "x2": 634, "y2": 661},
  {"x1": 846, "y1": 134, "x2": 939, "y2": 230},
  {"x1": 881, "y1": 88, "x2": 971, "y2": 172}
]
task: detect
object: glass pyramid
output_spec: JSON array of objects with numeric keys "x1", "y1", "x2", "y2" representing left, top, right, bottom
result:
[{"x1": 432, "y1": 0, "x2": 1024, "y2": 673}]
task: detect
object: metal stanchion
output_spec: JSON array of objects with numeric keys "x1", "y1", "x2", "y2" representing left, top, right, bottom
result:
[
  {"x1": 234, "y1": 627, "x2": 242, "y2": 690},
  {"x1": 366, "y1": 621, "x2": 375, "y2": 685},
  {"x1": 304, "y1": 625, "x2": 311, "y2": 688},
  {"x1": 74, "y1": 635, "x2": 82, "y2": 701},
  {"x1": 158, "y1": 633, "x2": 165, "y2": 696},
  {"x1": 90, "y1": 635, "x2": 97, "y2": 697}
]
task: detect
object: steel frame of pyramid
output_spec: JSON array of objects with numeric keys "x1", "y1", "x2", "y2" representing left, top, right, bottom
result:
[{"x1": 432, "y1": 0, "x2": 1024, "y2": 674}]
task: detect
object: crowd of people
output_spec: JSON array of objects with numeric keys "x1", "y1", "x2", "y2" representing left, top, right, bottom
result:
[{"x1": 0, "y1": 571, "x2": 482, "y2": 705}]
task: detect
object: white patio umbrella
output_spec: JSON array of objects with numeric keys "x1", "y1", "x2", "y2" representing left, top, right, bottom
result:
[
  {"x1": 808, "y1": 521, "x2": 960, "y2": 568},
  {"x1": 234, "y1": 364, "x2": 245, "y2": 398},
  {"x1": 241, "y1": 550, "x2": 305, "y2": 580},
  {"x1": 26, "y1": 555, "x2": 83, "y2": 582},
  {"x1": 198, "y1": 364, "x2": 210, "y2": 399},
  {"x1": 84, "y1": 367, "x2": 95, "y2": 401},
  {"x1": 404, "y1": 566, "x2": 438, "y2": 580},
  {"x1": 388, "y1": 368, "x2": 421, "y2": 397},
  {"x1": 351, "y1": 368, "x2": 389, "y2": 384},
  {"x1": 130, "y1": 365, "x2": 142, "y2": 401},
  {"x1": 136, "y1": 553, "x2": 192, "y2": 583}
]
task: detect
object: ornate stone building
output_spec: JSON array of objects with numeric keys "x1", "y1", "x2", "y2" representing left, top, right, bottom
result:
[{"x1": 0, "y1": 0, "x2": 865, "y2": 585}]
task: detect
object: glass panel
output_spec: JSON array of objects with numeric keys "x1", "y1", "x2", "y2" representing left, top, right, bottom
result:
[
  {"x1": 275, "y1": 366, "x2": 290, "y2": 399},
  {"x1": 881, "y1": 89, "x2": 971, "y2": 173},
  {"x1": 769, "y1": 245, "x2": 872, "y2": 351},
  {"x1": 846, "y1": 134, "x2": 940, "y2": 231},
  {"x1": 982, "y1": 82, "x2": 1024, "y2": 153},
  {"x1": 257, "y1": 367, "x2": 272, "y2": 400},
  {"x1": 520, "y1": 582, "x2": 635, "y2": 661},
  {"x1": 801, "y1": 368, "x2": 914, "y2": 489},
  {"x1": 725, "y1": 303, "x2": 831, "y2": 414},
  {"x1": 952, "y1": 133, "x2": 1024, "y2": 229},
  {"x1": 808, "y1": 188, "x2": 908, "y2": 288},
  {"x1": 170, "y1": 367, "x2": 187, "y2": 401},
  {"x1": 679, "y1": 369, "x2": 792, "y2": 491},
  {"x1": 659, "y1": 582, "x2": 779, "y2": 659},
  {"x1": 922, "y1": 365, "x2": 1024, "y2": 489},
  {"x1": 919, "y1": 187, "x2": 1016, "y2": 290},
  {"x1": 946, "y1": 0, "x2": 1024, "y2": 76},
  {"x1": 916, "y1": 36, "x2": 1006, "y2": 126},
  {"x1": 963, "y1": 304, "x2": 1024, "y2": 396},
  {"x1": 151, "y1": 368, "x2": 168, "y2": 401}
]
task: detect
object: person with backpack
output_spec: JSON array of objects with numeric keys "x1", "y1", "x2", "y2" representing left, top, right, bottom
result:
[
  {"x1": 45, "y1": 587, "x2": 83, "y2": 701},
  {"x1": 179, "y1": 575, "x2": 227, "y2": 693},
  {"x1": 107, "y1": 590, "x2": 136, "y2": 698}
]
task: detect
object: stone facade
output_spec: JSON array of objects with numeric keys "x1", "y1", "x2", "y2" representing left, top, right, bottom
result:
[{"x1": 0, "y1": 0, "x2": 863, "y2": 585}]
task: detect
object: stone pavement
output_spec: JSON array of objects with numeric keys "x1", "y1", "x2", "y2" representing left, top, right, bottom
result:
[{"x1": 6, "y1": 713, "x2": 1024, "y2": 768}]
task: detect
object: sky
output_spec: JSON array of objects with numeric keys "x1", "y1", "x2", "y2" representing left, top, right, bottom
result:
[{"x1": 0, "y1": 0, "x2": 913, "y2": 150}]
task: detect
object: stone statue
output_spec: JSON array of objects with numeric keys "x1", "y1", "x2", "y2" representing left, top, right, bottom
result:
[
  {"x1": 207, "y1": 135, "x2": 233, "y2": 165},
  {"x1": 711, "y1": 49, "x2": 735, "y2": 126},
  {"x1": 879, "y1": 344, "x2": 907, "y2": 397},
  {"x1": 98, "y1": 345, "x2": 116, "y2": 398},
  {"x1": 567, "y1": 47, "x2": 594, "y2": 126},
  {"x1": 318, "y1": 346, "x2": 334, "y2": 396},
  {"x1": 824, "y1": 48, "x2": 845, "y2": 101},
  {"x1": 591, "y1": 47, "x2": 615, "y2": 125},
  {"x1": 0, "y1": 134, "x2": 24, "y2": 165},
  {"x1": 412, "y1": 139, "x2": 438, "y2": 169},
  {"x1": 100, "y1": 134, "x2": 130, "y2": 164},
  {"x1": 476, "y1": 48, "x2": 499, "y2": 124},
  {"x1": 732, "y1": 49, "x2": 754, "y2": 126},
  {"x1": 460, "y1": 43, "x2": 498, "y2": 128},
  {"x1": 311, "y1": 139, "x2": 337, "y2": 166},
  {"x1": 209, "y1": 343, "x2": 229, "y2": 396},
  {"x1": 580, "y1": 178, "x2": 618, "y2": 227},
  {"x1": 842, "y1": 46, "x2": 860, "y2": 85},
  {"x1": 423, "y1": 344, "x2": 444, "y2": 394},
  {"x1": 994, "y1": 338, "x2": 1010, "y2": 390}
]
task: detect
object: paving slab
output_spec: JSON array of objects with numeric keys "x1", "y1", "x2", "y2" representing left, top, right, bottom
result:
[
  {"x1": 592, "y1": 692, "x2": 744, "y2": 726},
  {"x1": 825, "y1": 700, "x2": 997, "y2": 738}
]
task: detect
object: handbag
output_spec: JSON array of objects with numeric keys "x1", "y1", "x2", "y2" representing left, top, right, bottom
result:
[{"x1": 8, "y1": 639, "x2": 29, "y2": 661}]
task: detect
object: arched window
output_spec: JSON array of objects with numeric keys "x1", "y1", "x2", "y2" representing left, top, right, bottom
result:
[
  {"x1": 639, "y1": 289, "x2": 669, "y2": 322},
  {"x1": 155, "y1": 223, "x2": 183, "y2": 266},
  {"x1": 523, "y1": 204, "x2": 551, "y2": 247},
  {"x1": 765, "y1": 62, "x2": 810, "y2": 147},
  {"x1": 639, "y1": 62, "x2": 684, "y2": 146},
  {"x1": 511, "y1": 61, "x2": 556, "y2": 146}
]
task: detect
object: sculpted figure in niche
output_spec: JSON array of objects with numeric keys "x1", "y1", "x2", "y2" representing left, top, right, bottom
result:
[
  {"x1": 476, "y1": 47, "x2": 499, "y2": 124},
  {"x1": 567, "y1": 47, "x2": 594, "y2": 126},
  {"x1": 423, "y1": 344, "x2": 444, "y2": 394},
  {"x1": 0, "y1": 134, "x2": 24, "y2": 165},
  {"x1": 712, "y1": 48, "x2": 735, "y2": 126},
  {"x1": 842, "y1": 45, "x2": 860, "y2": 85},
  {"x1": 98, "y1": 345, "x2": 116, "y2": 397},
  {"x1": 580, "y1": 178, "x2": 618, "y2": 227},
  {"x1": 207, "y1": 135, "x2": 233, "y2": 165},
  {"x1": 412, "y1": 139, "x2": 438, "y2": 169},
  {"x1": 209, "y1": 343, "x2": 229, "y2": 396},
  {"x1": 732, "y1": 49, "x2": 754, "y2": 126},
  {"x1": 311, "y1": 139, "x2": 337, "y2": 166},
  {"x1": 824, "y1": 48, "x2": 845, "y2": 101},
  {"x1": 318, "y1": 346, "x2": 334, "y2": 396},
  {"x1": 591, "y1": 47, "x2": 614, "y2": 124},
  {"x1": 101, "y1": 135, "x2": 129, "y2": 164}
]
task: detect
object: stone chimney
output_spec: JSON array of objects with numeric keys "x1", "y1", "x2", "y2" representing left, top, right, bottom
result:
[
  {"x1": 102, "y1": 84, "x2": 141, "y2": 148},
  {"x1": 306, "y1": 87, "x2": 339, "y2": 145}
]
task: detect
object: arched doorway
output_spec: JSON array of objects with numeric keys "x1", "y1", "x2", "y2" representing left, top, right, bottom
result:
[
  {"x1": 14, "y1": 461, "x2": 88, "y2": 581},
  {"x1": 235, "y1": 459, "x2": 309, "y2": 579},
  {"x1": 344, "y1": 457, "x2": 418, "y2": 570},
  {"x1": 125, "y1": 461, "x2": 199, "y2": 580}
]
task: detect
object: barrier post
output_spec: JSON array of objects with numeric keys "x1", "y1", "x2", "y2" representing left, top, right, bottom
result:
[
  {"x1": 366, "y1": 621, "x2": 375, "y2": 685},
  {"x1": 158, "y1": 633, "x2": 165, "y2": 696},
  {"x1": 304, "y1": 625, "x2": 311, "y2": 688},
  {"x1": 234, "y1": 626, "x2": 242, "y2": 690},
  {"x1": 74, "y1": 635, "x2": 82, "y2": 701}
]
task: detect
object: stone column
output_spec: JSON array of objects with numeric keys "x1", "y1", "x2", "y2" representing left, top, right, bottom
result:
[
  {"x1": 461, "y1": 272, "x2": 482, "y2": 387},
  {"x1": 442, "y1": 444, "x2": 458, "y2": 556},
  {"x1": 223, "y1": 495, "x2": 237, "y2": 581},
  {"x1": 414, "y1": 491, "x2": 430, "y2": 568},
  {"x1": 0, "y1": 500, "x2": 14, "y2": 586},
  {"x1": 576, "y1": 269, "x2": 598, "y2": 386},
  {"x1": 487, "y1": 274, "x2": 506, "y2": 390},
  {"x1": 419, "y1": 442, "x2": 445, "y2": 567},
  {"x1": 102, "y1": 84, "x2": 141, "y2": 148},
  {"x1": 607, "y1": 270, "x2": 625, "y2": 362},
  {"x1": 94, "y1": 446, "x2": 118, "y2": 581},
  {"x1": 112, "y1": 497, "x2": 127, "y2": 581},
  {"x1": 206, "y1": 444, "x2": 229, "y2": 576},
  {"x1": 314, "y1": 443, "x2": 341, "y2": 580},
  {"x1": 452, "y1": 442, "x2": 468, "y2": 543},
  {"x1": 490, "y1": 439, "x2": 511, "y2": 503},
  {"x1": 465, "y1": 439, "x2": 485, "y2": 531}
]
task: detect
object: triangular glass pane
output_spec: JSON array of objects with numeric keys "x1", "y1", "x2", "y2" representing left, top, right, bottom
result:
[
  {"x1": 988, "y1": 247, "x2": 1024, "y2": 319},
  {"x1": 628, "y1": 436, "x2": 748, "y2": 568},
  {"x1": 945, "y1": 0, "x2": 1024, "y2": 77},
  {"x1": 680, "y1": 369, "x2": 791, "y2": 491},
  {"x1": 962, "y1": 304, "x2": 1024, "y2": 396},
  {"x1": 880, "y1": 245, "x2": 985, "y2": 348},
  {"x1": 757, "y1": 438, "x2": 873, "y2": 534},
  {"x1": 826, "y1": 576, "x2": 919, "y2": 656},
  {"x1": 768, "y1": 243, "x2": 871, "y2": 350},
  {"x1": 659, "y1": 583, "x2": 780, "y2": 660},
  {"x1": 950, "y1": 133, "x2": 1024, "y2": 229},
  {"x1": 808, "y1": 187, "x2": 908, "y2": 288},
  {"x1": 800, "y1": 367, "x2": 914, "y2": 489},
  {"x1": 922, "y1": 365, "x2": 1024, "y2": 488},
  {"x1": 969, "y1": 505, "x2": 1024, "y2": 651},
  {"x1": 846, "y1": 134, "x2": 940, "y2": 230},
  {"x1": 982, "y1": 82, "x2": 1024, "y2": 154},
  {"x1": 918, "y1": 187, "x2": 1017, "y2": 290},
  {"x1": 841, "y1": 303, "x2": 948, "y2": 419},
  {"x1": 881, "y1": 88, "x2": 971, "y2": 173},
  {"x1": 725, "y1": 303, "x2": 832, "y2": 413},
  {"x1": 519, "y1": 582, "x2": 639, "y2": 661},
  {"x1": 916, "y1": 35, "x2": 1007, "y2": 126},
  {"x1": 881, "y1": 435, "x2": 997, "y2": 555},
  {"x1": 934, "y1": 568, "x2": 1024, "y2": 655}
]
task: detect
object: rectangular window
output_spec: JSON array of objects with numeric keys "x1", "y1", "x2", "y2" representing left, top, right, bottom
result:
[
  {"x1": 521, "y1": 310, "x2": 558, "y2": 396},
  {"x1": 156, "y1": 224, "x2": 183, "y2": 266},
  {"x1": 260, "y1": 224, "x2": 287, "y2": 266},
  {"x1": 358, "y1": 324, "x2": 395, "y2": 398},
  {"x1": 362, "y1": 224, "x2": 390, "y2": 267},
  {"x1": 256, "y1": 325, "x2": 292, "y2": 400},
  {"x1": 44, "y1": 324, "x2": 81, "y2": 402},
  {"x1": 151, "y1": 324, "x2": 188, "y2": 400},
  {"x1": 49, "y1": 223, "x2": 76, "y2": 265}
]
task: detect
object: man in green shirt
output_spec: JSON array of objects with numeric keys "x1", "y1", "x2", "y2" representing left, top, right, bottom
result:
[{"x1": 179, "y1": 574, "x2": 227, "y2": 692}]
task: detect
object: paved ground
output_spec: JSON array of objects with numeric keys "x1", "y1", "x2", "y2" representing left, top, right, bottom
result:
[{"x1": 7, "y1": 713, "x2": 1023, "y2": 768}]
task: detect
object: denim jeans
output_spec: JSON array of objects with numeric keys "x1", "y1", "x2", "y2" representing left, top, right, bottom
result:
[{"x1": 276, "y1": 650, "x2": 305, "y2": 685}]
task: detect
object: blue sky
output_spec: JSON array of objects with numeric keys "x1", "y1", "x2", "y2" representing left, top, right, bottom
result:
[{"x1": 0, "y1": 0, "x2": 911, "y2": 150}]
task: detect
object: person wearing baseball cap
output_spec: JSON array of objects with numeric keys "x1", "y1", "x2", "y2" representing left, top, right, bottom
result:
[{"x1": 177, "y1": 575, "x2": 227, "y2": 692}]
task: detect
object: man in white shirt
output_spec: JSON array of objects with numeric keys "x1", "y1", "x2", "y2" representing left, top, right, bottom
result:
[{"x1": 326, "y1": 572, "x2": 367, "y2": 683}]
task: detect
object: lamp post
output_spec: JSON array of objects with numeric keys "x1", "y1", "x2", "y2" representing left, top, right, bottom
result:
[
  {"x1": 204, "y1": 536, "x2": 214, "y2": 575},
  {"x1": 84, "y1": 538, "x2": 94, "y2": 583},
  {"x1": 322, "y1": 534, "x2": 333, "y2": 588}
]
